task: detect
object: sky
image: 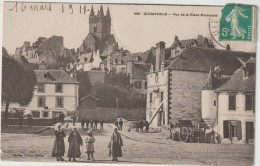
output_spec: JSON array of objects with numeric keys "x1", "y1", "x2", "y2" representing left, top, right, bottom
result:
[{"x1": 3, "y1": 2, "x2": 256, "y2": 54}]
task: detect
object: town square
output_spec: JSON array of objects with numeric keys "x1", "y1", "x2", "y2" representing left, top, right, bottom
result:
[{"x1": 1, "y1": 2, "x2": 257, "y2": 166}]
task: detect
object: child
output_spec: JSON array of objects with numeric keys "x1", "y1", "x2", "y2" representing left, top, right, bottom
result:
[{"x1": 85, "y1": 130, "x2": 95, "y2": 160}]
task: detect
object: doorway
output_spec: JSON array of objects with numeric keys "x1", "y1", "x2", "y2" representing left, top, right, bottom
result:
[{"x1": 246, "y1": 122, "x2": 254, "y2": 143}]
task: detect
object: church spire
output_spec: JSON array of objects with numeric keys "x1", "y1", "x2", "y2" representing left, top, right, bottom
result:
[
  {"x1": 100, "y1": 5, "x2": 104, "y2": 16},
  {"x1": 106, "y1": 7, "x2": 110, "y2": 17},
  {"x1": 90, "y1": 5, "x2": 94, "y2": 16}
]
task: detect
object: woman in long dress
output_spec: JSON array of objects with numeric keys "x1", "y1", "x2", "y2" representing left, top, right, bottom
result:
[
  {"x1": 85, "y1": 130, "x2": 96, "y2": 160},
  {"x1": 67, "y1": 126, "x2": 83, "y2": 162},
  {"x1": 108, "y1": 127, "x2": 123, "y2": 161},
  {"x1": 52, "y1": 123, "x2": 66, "y2": 161},
  {"x1": 225, "y1": 5, "x2": 249, "y2": 39}
]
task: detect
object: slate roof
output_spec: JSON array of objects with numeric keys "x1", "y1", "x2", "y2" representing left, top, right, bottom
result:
[
  {"x1": 139, "y1": 47, "x2": 171, "y2": 65},
  {"x1": 167, "y1": 47, "x2": 255, "y2": 75},
  {"x1": 132, "y1": 63, "x2": 151, "y2": 80},
  {"x1": 170, "y1": 35, "x2": 207, "y2": 49},
  {"x1": 35, "y1": 69, "x2": 78, "y2": 84},
  {"x1": 216, "y1": 58, "x2": 256, "y2": 92}
]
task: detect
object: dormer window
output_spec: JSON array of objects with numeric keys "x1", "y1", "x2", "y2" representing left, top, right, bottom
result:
[{"x1": 84, "y1": 57, "x2": 88, "y2": 62}]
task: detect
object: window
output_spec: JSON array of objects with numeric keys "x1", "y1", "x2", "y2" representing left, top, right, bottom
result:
[
  {"x1": 55, "y1": 84, "x2": 63, "y2": 93},
  {"x1": 37, "y1": 84, "x2": 45, "y2": 93},
  {"x1": 161, "y1": 92, "x2": 164, "y2": 102},
  {"x1": 246, "y1": 94, "x2": 254, "y2": 110},
  {"x1": 223, "y1": 120, "x2": 242, "y2": 140},
  {"x1": 135, "y1": 81, "x2": 142, "y2": 89},
  {"x1": 214, "y1": 100, "x2": 216, "y2": 106},
  {"x1": 145, "y1": 81, "x2": 147, "y2": 89},
  {"x1": 32, "y1": 111, "x2": 40, "y2": 118},
  {"x1": 56, "y1": 97, "x2": 64, "y2": 108},
  {"x1": 38, "y1": 97, "x2": 45, "y2": 107},
  {"x1": 43, "y1": 111, "x2": 49, "y2": 118},
  {"x1": 229, "y1": 95, "x2": 236, "y2": 110},
  {"x1": 150, "y1": 93, "x2": 153, "y2": 103}
]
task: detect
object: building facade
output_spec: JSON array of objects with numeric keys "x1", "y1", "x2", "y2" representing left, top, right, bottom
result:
[
  {"x1": 202, "y1": 58, "x2": 255, "y2": 144},
  {"x1": 146, "y1": 42, "x2": 254, "y2": 129}
]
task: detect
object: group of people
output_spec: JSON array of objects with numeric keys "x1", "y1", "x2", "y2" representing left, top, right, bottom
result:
[
  {"x1": 80, "y1": 119, "x2": 104, "y2": 130},
  {"x1": 115, "y1": 119, "x2": 123, "y2": 130},
  {"x1": 18, "y1": 114, "x2": 33, "y2": 129},
  {"x1": 52, "y1": 123, "x2": 123, "y2": 162}
]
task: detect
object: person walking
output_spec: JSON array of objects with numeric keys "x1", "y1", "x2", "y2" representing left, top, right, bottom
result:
[
  {"x1": 108, "y1": 127, "x2": 123, "y2": 161},
  {"x1": 52, "y1": 123, "x2": 66, "y2": 161},
  {"x1": 119, "y1": 119, "x2": 123, "y2": 130},
  {"x1": 115, "y1": 120, "x2": 119, "y2": 129},
  {"x1": 100, "y1": 120, "x2": 103, "y2": 130},
  {"x1": 28, "y1": 114, "x2": 32, "y2": 127},
  {"x1": 85, "y1": 130, "x2": 96, "y2": 160},
  {"x1": 145, "y1": 121, "x2": 150, "y2": 132},
  {"x1": 68, "y1": 126, "x2": 83, "y2": 162}
]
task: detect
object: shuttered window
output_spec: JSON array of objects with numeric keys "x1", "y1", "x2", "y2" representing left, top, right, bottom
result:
[
  {"x1": 246, "y1": 94, "x2": 254, "y2": 111},
  {"x1": 37, "y1": 96, "x2": 45, "y2": 107},
  {"x1": 37, "y1": 84, "x2": 45, "y2": 93},
  {"x1": 55, "y1": 84, "x2": 63, "y2": 93},
  {"x1": 229, "y1": 95, "x2": 236, "y2": 110},
  {"x1": 150, "y1": 93, "x2": 153, "y2": 103},
  {"x1": 223, "y1": 120, "x2": 242, "y2": 140},
  {"x1": 223, "y1": 120, "x2": 229, "y2": 138},
  {"x1": 56, "y1": 97, "x2": 64, "y2": 108}
]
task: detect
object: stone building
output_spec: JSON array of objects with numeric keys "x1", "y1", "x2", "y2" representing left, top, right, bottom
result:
[
  {"x1": 14, "y1": 36, "x2": 74, "y2": 65},
  {"x1": 78, "y1": 5, "x2": 119, "y2": 55},
  {"x1": 202, "y1": 57, "x2": 255, "y2": 144},
  {"x1": 146, "y1": 44, "x2": 253, "y2": 129}
]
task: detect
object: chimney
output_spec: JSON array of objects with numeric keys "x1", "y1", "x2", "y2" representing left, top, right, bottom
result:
[
  {"x1": 155, "y1": 41, "x2": 166, "y2": 71},
  {"x1": 39, "y1": 61, "x2": 47, "y2": 70}
]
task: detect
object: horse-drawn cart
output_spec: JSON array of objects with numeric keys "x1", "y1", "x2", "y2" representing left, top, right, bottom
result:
[{"x1": 170, "y1": 120, "x2": 207, "y2": 143}]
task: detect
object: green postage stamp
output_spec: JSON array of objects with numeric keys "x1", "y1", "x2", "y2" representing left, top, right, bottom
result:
[{"x1": 220, "y1": 4, "x2": 253, "y2": 41}]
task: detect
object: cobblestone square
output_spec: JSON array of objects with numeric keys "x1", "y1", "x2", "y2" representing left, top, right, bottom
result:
[{"x1": 1, "y1": 123, "x2": 254, "y2": 165}]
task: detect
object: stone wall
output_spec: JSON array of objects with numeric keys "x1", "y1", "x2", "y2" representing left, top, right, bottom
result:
[{"x1": 169, "y1": 70, "x2": 208, "y2": 125}]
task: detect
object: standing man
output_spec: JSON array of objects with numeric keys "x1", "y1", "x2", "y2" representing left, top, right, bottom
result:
[
  {"x1": 94, "y1": 120, "x2": 98, "y2": 129},
  {"x1": 108, "y1": 127, "x2": 123, "y2": 161},
  {"x1": 119, "y1": 119, "x2": 123, "y2": 131},
  {"x1": 100, "y1": 120, "x2": 103, "y2": 130},
  {"x1": 86, "y1": 119, "x2": 89, "y2": 129},
  {"x1": 115, "y1": 120, "x2": 119, "y2": 129},
  {"x1": 90, "y1": 119, "x2": 93, "y2": 129},
  {"x1": 28, "y1": 114, "x2": 32, "y2": 127},
  {"x1": 81, "y1": 118, "x2": 85, "y2": 129},
  {"x1": 71, "y1": 113, "x2": 77, "y2": 126},
  {"x1": 139, "y1": 120, "x2": 143, "y2": 132}
]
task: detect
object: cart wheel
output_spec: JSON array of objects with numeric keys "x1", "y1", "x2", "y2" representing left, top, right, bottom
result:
[{"x1": 179, "y1": 127, "x2": 189, "y2": 142}]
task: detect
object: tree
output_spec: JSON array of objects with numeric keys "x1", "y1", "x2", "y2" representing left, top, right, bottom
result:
[
  {"x1": 74, "y1": 71, "x2": 92, "y2": 99},
  {"x1": 2, "y1": 47, "x2": 37, "y2": 121}
]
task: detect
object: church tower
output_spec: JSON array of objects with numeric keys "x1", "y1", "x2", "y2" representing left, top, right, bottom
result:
[{"x1": 89, "y1": 5, "x2": 111, "y2": 41}]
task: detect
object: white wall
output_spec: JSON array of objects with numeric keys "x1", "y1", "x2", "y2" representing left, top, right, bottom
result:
[
  {"x1": 146, "y1": 69, "x2": 169, "y2": 128},
  {"x1": 23, "y1": 83, "x2": 78, "y2": 118},
  {"x1": 217, "y1": 92, "x2": 255, "y2": 143},
  {"x1": 201, "y1": 90, "x2": 217, "y2": 128}
]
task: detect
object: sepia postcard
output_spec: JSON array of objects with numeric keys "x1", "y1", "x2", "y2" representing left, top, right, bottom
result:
[{"x1": 0, "y1": 1, "x2": 258, "y2": 166}]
